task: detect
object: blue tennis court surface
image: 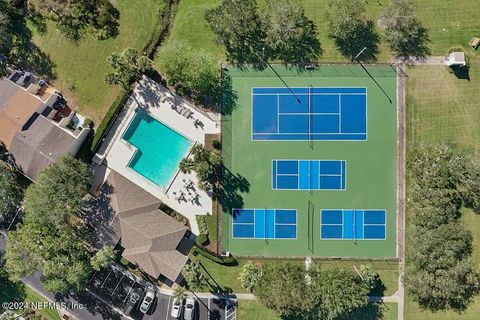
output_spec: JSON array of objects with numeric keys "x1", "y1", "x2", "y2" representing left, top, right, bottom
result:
[
  {"x1": 232, "y1": 209, "x2": 297, "y2": 239},
  {"x1": 321, "y1": 209, "x2": 386, "y2": 240},
  {"x1": 252, "y1": 87, "x2": 367, "y2": 141},
  {"x1": 272, "y1": 160, "x2": 346, "y2": 190}
]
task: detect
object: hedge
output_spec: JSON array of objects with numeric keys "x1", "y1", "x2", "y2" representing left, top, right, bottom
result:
[
  {"x1": 196, "y1": 233, "x2": 208, "y2": 245},
  {"x1": 191, "y1": 245, "x2": 237, "y2": 266},
  {"x1": 91, "y1": 89, "x2": 129, "y2": 153},
  {"x1": 196, "y1": 215, "x2": 209, "y2": 235}
]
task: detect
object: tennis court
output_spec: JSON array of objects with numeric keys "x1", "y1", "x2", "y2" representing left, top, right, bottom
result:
[
  {"x1": 272, "y1": 159, "x2": 346, "y2": 190},
  {"x1": 252, "y1": 87, "x2": 367, "y2": 141},
  {"x1": 232, "y1": 209, "x2": 297, "y2": 239},
  {"x1": 321, "y1": 209, "x2": 386, "y2": 240},
  {"x1": 222, "y1": 65, "x2": 397, "y2": 258}
]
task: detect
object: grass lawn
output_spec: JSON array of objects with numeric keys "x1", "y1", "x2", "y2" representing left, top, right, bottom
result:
[
  {"x1": 204, "y1": 214, "x2": 218, "y2": 249},
  {"x1": 405, "y1": 52, "x2": 480, "y2": 318},
  {"x1": 407, "y1": 56, "x2": 480, "y2": 149},
  {"x1": 237, "y1": 300, "x2": 280, "y2": 320},
  {"x1": 29, "y1": 0, "x2": 164, "y2": 125},
  {"x1": 0, "y1": 275, "x2": 60, "y2": 320},
  {"x1": 165, "y1": 0, "x2": 480, "y2": 63}
]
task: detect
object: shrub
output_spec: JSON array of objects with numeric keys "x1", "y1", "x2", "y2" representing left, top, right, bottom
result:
[
  {"x1": 447, "y1": 46, "x2": 464, "y2": 54},
  {"x1": 196, "y1": 233, "x2": 208, "y2": 245},
  {"x1": 191, "y1": 246, "x2": 237, "y2": 266},
  {"x1": 196, "y1": 215, "x2": 209, "y2": 235},
  {"x1": 212, "y1": 139, "x2": 221, "y2": 150},
  {"x1": 238, "y1": 260, "x2": 262, "y2": 292},
  {"x1": 82, "y1": 118, "x2": 93, "y2": 128}
]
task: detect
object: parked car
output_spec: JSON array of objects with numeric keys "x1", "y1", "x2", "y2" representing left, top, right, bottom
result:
[
  {"x1": 123, "y1": 287, "x2": 143, "y2": 316},
  {"x1": 170, "y1": 297, "x2": 183, "y2": 318},
  {"x1": 183, "y1": 297, "x2": 196, "y2": 320},
  {"x1": 139, "y1": 284, "x2": 156, "y2": 314}
]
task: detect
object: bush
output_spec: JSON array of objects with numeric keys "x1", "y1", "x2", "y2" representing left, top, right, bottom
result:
[
  {"x1": 196, "y1": 233, "x2": 208, "y2": 245},
  {"x1": 212, "y1": 139, "x2": 221, "y2": 150},
  {"x1": 191, "y1": 246, "x2": 237, "y2": 266},
  {"x1": 91, "y1": 89, "x2": 129, "y2": 152},
  {"x1": 120, "y1": 256, "x2": 129, "y2": 266},
  {"x1": 196, "y1": 215, "x2": 209, "y2": 235},
  {"x1": 82, "y1": 118, "x2": 93, "y2": 129},
  {"x1": 447, "y1": 46, "x2": 464, "y2": 54},
  {"x1": 238, "y1": 260, "x2": 262, "y2": 292}
]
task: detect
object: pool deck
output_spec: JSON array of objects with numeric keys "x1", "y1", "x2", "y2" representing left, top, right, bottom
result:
[{"x1": 98, "y1": 76, "x2": 220, "y2": 234}]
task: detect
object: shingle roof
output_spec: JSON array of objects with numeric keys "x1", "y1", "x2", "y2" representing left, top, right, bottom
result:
[
  {"x1": 9, "y1": 115, "x2": 76, "y2": 180},
  {"x1": 107, "y1": 171, "x2": 190, "y2": 281},
  {"x1": 0, "y1": 78, "x2": 43, "y2": 148}
]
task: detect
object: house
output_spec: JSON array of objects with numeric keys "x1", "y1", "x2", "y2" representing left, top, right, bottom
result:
[
  {"x1": 107, "y1": 171, "x2": 194, "y2": 284},
  {"x1": 0, "y1": 69, "x2": 90, "y2": 180},
  {"x1": 446, "y1": 52, "x2": 467, "y2": 67}
]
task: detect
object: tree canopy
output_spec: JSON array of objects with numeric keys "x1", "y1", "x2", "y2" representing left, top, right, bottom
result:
[
  {"x1": 156, "y1": 41, "x2": 220, "y2": 107},
  {"x1": 206, "y1": 0, "x2": 321, "y2": 65},
  {"x1": 206, "y1": 0, "x2": 265, "y2": 65},
  {"x1": 0, "y1": 163, "x2": 23, "y2": 219},
  {"x1": 105, "y1": 48, "x2": 152, "y2": 90},
  {"x1": 325, "y1": 0, "x2": 379, "y2": 61},
  {"x1": 380, "y1": 0, "x2": 430, "y2": 59},
  {"x1": 406, "y1": 144, "x2": 480, "y2": 311},
  {"x1": 261, "y1": 0, "x2": 321, "y2": 64},
  {"x1": 4, "y1": 156, "x2": 106, "y2": 294},
  {"x1": 255, "y1": 262, "x2": 369, "y2": 319},
  {"x1": 27, "y1": 0, "x2": 120, "y2": 41}
]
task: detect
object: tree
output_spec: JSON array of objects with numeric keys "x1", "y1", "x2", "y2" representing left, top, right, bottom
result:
[
  {"x1": 0, "y1": 163, "x2": 22, "y2": 219},
  {"x1": 238, "y1": 260, "x2": 262, "y2": 292},
  {"x1": 359, "y1": 264, "x2": 381, "y2": 292},
  {"x1": 22, "y1": 155, "x2": 91, "y2": 226},
  {"x1": 156, "y1": 41, "x2": 220, "y2": 106},
  {"x1": 256, "y1": 262, "x2": 314, "y2": 318},
  {"x1": 0, "y1": 10, "x2": 12, "y2": 56},
  {"x1": 380, "y1": 0, "x2": 430, "y2": 59},
  {"x1": 173, "y1": 286, "x2": 186, "y2": 300},
  {"x1": 182, "y1": 262, "x2": 203, "y2": 291},
  {"x1": 206, "y1": 0, "x2": 266, "y2": 65},
  {"x1": 179, "y1": 157, "x2": 195, "y2": 174},
  {"x1": 309, "y1": 268, "x2": 369, "y2": 320},
  {"x1": 90, "y1": 246, "x2": 116, "y2": 271},
  {"x1": 179, "y1": 145, "x2": 220, "y2": 192},
  {"x1": 262, "y1": 0, "x2": 321, "y2": 64},
  {"x1": 105, "y1": 48, "x2": 152, "y2": 90},
  {"x1": 4, "y1": 156, "x2": 94, "y2": 294},
  {"x1": 27, "y1": 0, "x2": 120, "y2": 41},
  {"x1": 325, "y1": 0, "x2": 379, "y2": 61}
]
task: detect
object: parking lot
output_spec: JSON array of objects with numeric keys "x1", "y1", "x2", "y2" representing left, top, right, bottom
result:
[{"x1": 89, "y1": 265, "x2": 236, "y2": 320}]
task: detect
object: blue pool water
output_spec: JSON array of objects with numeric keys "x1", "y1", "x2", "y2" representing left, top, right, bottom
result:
[{"x1": 122, "y1": 110, "x2": 191, "y2": 189}]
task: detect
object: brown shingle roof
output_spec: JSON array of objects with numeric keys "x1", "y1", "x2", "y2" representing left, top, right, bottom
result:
[
  {"x1": 0, "y1": 78, "x2": 43, "y2": 148},
  {"x1": 9, "y1": 115, "x2": 76, "y2": 180},
  {"x1": 107, "y1": 171, "x2": 191, "y2": 281}
]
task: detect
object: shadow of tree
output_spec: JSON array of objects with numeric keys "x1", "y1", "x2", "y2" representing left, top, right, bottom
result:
[
  {"x1": 215, "y1": 166, "x2": 250, "y2": 214},
  {"x1": 331, "y1": 20, "x2": 379, "y2": 62},
  {"x1": 220, "y1": 72, "x2": 238, "y2": 115},
  {"x1": 8, "y1": 12, "x2": 56, "y2": 79},
  {"x1": 336, "y1": 302, "x2": 386, "y2": 320}
]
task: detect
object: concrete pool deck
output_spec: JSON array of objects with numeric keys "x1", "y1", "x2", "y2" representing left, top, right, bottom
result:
[{"x1": 96, "y1": 76, "x2": 220, "y2": 234}]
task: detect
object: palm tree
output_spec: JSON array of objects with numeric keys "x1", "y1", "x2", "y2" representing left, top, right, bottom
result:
[
  {"x1": 173, "y1": 286, "x2": 187, "y2": 300},
  {"x1": 179, "y1": 157, "x2": 195, "y2": 174}
]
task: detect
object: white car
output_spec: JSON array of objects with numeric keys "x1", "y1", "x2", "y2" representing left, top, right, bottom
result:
[
  {"x1": 170, "y1": 297, "x2": 183, "y2": 318},
  {"x1": 183, "y1": 297, "x2": 196, "y2": 320},
  {"x1": 139, "y1": 284, "x2": 156, "y2": 314}
]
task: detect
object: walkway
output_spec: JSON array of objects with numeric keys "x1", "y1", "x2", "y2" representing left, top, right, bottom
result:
[{"x1": 393, "y1": 56, "x2": 446, "y2": 66}]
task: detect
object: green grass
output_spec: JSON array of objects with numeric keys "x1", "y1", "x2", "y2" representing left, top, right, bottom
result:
[
  {"x1": 237, "y1": 300, "x2": 280, "y2": 320},
  {"x1": 222, "y1": 65, "x2": 397, "y2": 258},
  {"x1": 407, "y1": 56, "x2": 480, "y2": 149},
  {"x1": 204, "y1": 214, "x2": 218, "y2": 247},
  {"x1": 382, "y1": 303, "x2": 398, "y2": 320},
  {"x1": 0, "y1": 275, "x2": 60, "y2": 320},
  {"x1": 166, "y1": 0, "x2": 480, "y2": 63},
  {"x1": 29, "y1": 0, "x2": 164, "y2": 125},
  {"x1": 405, "y1": 52, "x2": 480, "y2": 319}
]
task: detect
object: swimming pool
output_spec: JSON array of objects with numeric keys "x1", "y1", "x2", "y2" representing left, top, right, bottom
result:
[{"x1": 122, "y1": 110, "x2": 191, "y2": 190}]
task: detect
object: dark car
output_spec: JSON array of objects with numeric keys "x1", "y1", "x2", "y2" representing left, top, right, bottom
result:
[{"x1": 123, "y1": 287, "x2": 143, "y2": 316}]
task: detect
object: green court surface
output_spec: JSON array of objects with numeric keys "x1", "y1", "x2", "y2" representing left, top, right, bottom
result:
[{"x1": 221, "y1": 65, "x2": 397, "y2": 258}]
